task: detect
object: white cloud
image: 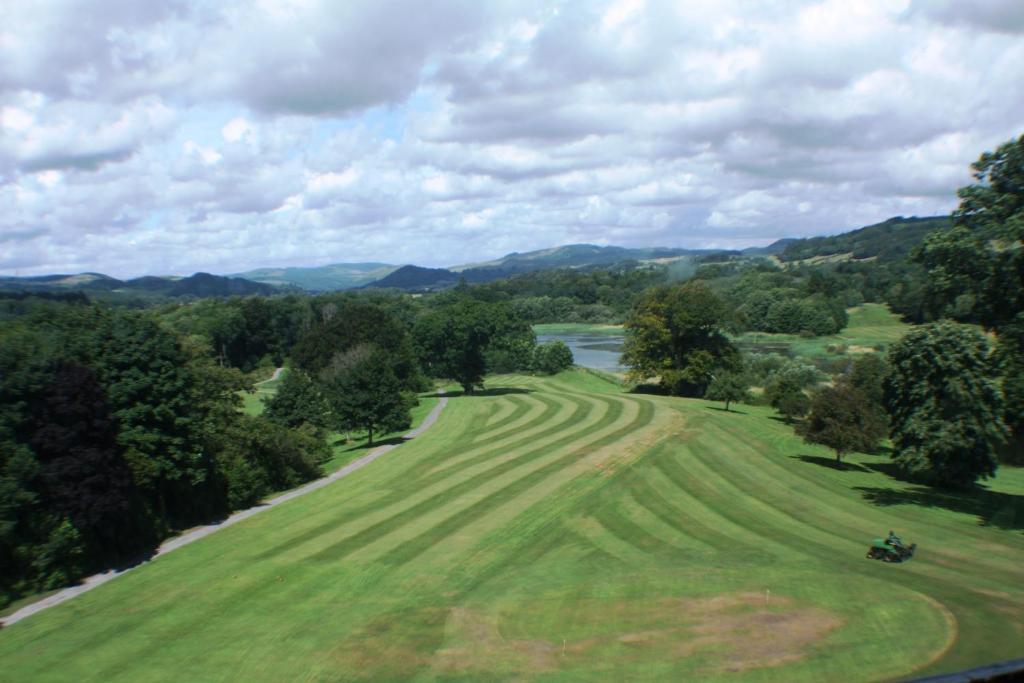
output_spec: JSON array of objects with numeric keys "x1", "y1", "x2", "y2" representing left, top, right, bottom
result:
[{"x1": 1, "y1": 0, "x2": 1022, "y2": 277}]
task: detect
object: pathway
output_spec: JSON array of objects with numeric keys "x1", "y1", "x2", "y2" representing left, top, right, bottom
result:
[{"x1": 0, "y1": 394, "x2": 449, "y2": 628}]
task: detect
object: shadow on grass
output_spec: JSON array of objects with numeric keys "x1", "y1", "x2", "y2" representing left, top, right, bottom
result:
[
  {"x1": 629, "y1": 383, "x2": 670, "y2": 396},
  {"x1": 337, "y1": 435, "x2": 408, "y2": 453},
  {"x1": 854, "y1": 484, "x2": 1024, "y2": 532},
  {"x1": 444, "y1": 387, "x2": 533, "y2": 398},
  {"x1": 794, "y1": 454, "x2": 870, "y2": 472},
  {"x1": 706, "y1": 406, "x2": 748, "y2": 414}
]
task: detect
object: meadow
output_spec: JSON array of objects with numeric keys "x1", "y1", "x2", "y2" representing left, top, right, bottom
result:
[
  {"x1": 734, "y1": 303, "x2": 912, "y2": 360},
  {"x1": 0, "y1": 370, "x2": 1020, "y2": 681}
]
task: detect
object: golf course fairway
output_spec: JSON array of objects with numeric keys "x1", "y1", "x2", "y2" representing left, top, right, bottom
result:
[{"x1": 0, "y1": 370, "x2": 1021, "y2": 681}]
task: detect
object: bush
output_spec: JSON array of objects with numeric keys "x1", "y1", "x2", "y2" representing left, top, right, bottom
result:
[{"x1": 533, "y1": 341, "x2": 574, "y2": 375}]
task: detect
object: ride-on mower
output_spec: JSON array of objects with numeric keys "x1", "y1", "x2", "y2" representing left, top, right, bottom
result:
[{"x1": 866, "y1": 530, "x2": 916, "y2": 562}]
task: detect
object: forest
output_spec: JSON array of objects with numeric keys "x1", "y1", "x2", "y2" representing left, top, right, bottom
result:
[{"x1": 1, "y1": 134, "x2": 1021, "y2": 612}]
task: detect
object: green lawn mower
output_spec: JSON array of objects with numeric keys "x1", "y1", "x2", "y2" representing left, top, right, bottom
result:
[{"x1": 866, "y1": 531, "x2": 917, "y2": 562}]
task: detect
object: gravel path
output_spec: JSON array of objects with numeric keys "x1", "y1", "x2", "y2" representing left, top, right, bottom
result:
[
  {"x1": 255, "y1": 367, "x2": 285, "y2": 385},
  {"x1": 1, "y1": 394, "x2": 448, "y2": 628}
]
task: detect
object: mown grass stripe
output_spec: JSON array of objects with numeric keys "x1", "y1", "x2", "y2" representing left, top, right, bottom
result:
[
  {"x1": 250, "y1": 393, "x2": 574, "y2": 560},
  {"x1": 375, "y1": 397, "x2": 655, "y2": 567},
  {"x1": 305, "y1": 394, "x2": 626, "y2": 564}
]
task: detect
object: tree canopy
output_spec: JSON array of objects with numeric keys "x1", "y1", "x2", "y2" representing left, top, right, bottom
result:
[
  {"x1": 622, "y1": 281, "x2": 739, "y2": 396},
  {"x1": 884, "y1": 321, "x2": 1006, "y2": 487},
  {"x1": 798, "y1": 384, "x2": 887, "y2": 463}
]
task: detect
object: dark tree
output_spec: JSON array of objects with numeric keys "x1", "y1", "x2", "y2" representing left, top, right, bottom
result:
[
  {"x1": 26, "y1": 364, "x2": 156, "y2": 563},
  {"x1": 884, "y1": 321, "x2": 1007, "y2": 487},
  {"x1": 622, "y1": 281, "x2": 739, "y2": 396},
  {"x1": 96, "y1": 312, "x2": 222, "y2": 529},
  {"x1": 798, "y1": 384, "x2": 887, "y2": 463},
  {"x1": 292, "y1": 300, "x2": 423, "y2": 391},
  {"x1": 414, "y1": 299, "x2": 531, "y2": 394},
  {"x1": 264, "y1": 368, "x2": 330, "y2": 431},
  {"x1": 846, "y1": 353, "x2": 888, "y2": 408}
]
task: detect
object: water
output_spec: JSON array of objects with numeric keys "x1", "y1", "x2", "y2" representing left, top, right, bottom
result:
[{"x1": 537, "y1": 333, "x2": 626, "y2": 373}]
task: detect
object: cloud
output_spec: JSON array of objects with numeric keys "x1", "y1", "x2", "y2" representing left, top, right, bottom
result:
[{"x1": 2, "y1": 0, "x2": 1023, "y2": 277}]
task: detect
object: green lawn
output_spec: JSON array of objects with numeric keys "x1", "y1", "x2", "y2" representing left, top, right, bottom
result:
[
  {"x1": 734, "y1": 303, "x2": 913, "y2": 360},
  {"x1": 534, "y1": 322, "x2": 625, "y2": 336},
  {"x1": 1, "y1": 370, "x2": 1021, "y2": 681}
]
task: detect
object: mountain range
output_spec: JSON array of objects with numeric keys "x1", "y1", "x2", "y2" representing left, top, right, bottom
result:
[{"x1": 0, "y1": 215, "x2": 951, "y2": 296}]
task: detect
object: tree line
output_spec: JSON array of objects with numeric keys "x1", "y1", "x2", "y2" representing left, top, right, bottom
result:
[{"x1": 0, "y1": 288, "x2": 572, "y2": 607}]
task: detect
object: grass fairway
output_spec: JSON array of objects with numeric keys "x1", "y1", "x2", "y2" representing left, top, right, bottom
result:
[{"x1": 1, "y1": 370, "x2": 1021, "y2": 681}]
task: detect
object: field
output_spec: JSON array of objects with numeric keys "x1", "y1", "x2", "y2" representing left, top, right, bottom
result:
[
  {"x1": 734, "y1": 303, "x2": 912, "y2": 360},
  {"x1": 0, "y1": 370, "x2": 1021, "y2": 681},
  {"x1": 533, "y1": 322, "x2": 626, "y2": 336}
]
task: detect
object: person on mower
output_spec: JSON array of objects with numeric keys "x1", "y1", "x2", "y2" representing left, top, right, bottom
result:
[{"x1": 886, "y1": 530, "x2": 903, "y2": 548}]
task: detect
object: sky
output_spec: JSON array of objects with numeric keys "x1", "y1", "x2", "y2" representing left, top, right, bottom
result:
[{"x1": 1, "y1": 0, "x2": 1023, "y2": 278}]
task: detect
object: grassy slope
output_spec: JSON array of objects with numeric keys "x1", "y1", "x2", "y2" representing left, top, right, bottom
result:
[
  {"x1": 734, "y1": 303, "x2": 912, "y2": 360},
  {"x1": 0, "y1": 370, "x2": 1020, "y2": 681}
]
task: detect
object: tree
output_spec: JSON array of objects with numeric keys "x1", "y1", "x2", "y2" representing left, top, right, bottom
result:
[
  {"x1": 321, "y1": 345, "x2": 413, "y2": 445},
  {"x1": 532, "y1": 341, "x2": 574, "y2": 375},
  {"x1": 884, "y1": 321, "x2": 1007, "y2": 487},
  {"x1": 292, "y1": 300, "x2": 423, "y2": 391},
  {"x1": 414, "y1": 299, "x2": 533, "y2": 394},
  {"x1": 622, "y1": 281, "x2": 739, "y2": 396},
  {"x1": 704, "y1": 371, "x2": 750, "y2": 411},
  {"x1": 26, "y1": 364, "x2": 155, "y2": 564},
  {"x1": 798, "y1": 384, "x2": 887, "y2": 463},
  {"x1": 264, "y1": 368, "x2": 330, "y2": 431},
  {"x1": 846, "y1": 353, "x2": 888, "y2": 408},
  {"x1": 770, "y1": 381, "x2": 811, "y2": 423}
]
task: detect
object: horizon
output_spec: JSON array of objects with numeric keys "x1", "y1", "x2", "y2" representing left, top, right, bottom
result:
[
  {"x1": 3, "y1": 1, "x2": 1022, "y2": 278},
  {"x1": 0, "y1": 213, "x2": 939, "y2": 280}
]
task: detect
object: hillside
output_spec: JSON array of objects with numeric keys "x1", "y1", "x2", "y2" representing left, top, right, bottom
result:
[
  {"x1": 231, "y1": 262, "x2": 397, "y2": 291},
  {"x1": 452, "y1": 244, "x2": 711, "y2": 273},
  {"x1": 779, "y1": 215, "x2": 952, "y2": 263},
  {"x1": 0, "y1": 271, "x2": 278, "y2": 298},
  {"x1": 363, "y1": 264, "x2": 462, "y2": 291}
]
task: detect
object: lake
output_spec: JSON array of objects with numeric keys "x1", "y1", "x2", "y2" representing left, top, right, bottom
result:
[{"x1": 537, "y1": 333, "x2": 626, "y2": 373}]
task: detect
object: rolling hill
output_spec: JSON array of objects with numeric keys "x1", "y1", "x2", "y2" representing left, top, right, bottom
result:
[
  {"x1": 231, "y1": 262, "x2": 398, "y2": 291},
  {"x1": 0, "y1": 272, "x2": 278, "y2": 298}
]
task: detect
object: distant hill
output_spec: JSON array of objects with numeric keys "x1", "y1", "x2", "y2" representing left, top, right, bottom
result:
[
  {"x1": 452, "y1": 244, "x2": 712, "y2": 273},
  {"x1": 231, "y1": 263, "x2": 397, "y2": 291},
  {"x1": 363, "y1": 265, "x2": 462, "y2": 291},
  {"x1": 164, "y1": 273, "x2": 278, "y2": 297},
  {"x1": 0, "y1": 271, "x2": 277, "y2": 298},
  {"x1": 778, "y1": 216, "x2": 952, "y2": 264},
  {"x1": 741, "y1": 238, "x2": 797, "y2": 256}
]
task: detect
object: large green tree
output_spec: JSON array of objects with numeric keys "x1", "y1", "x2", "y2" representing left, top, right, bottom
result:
[
  {"x1": 320, "y1": 345, "x2": 413, "y2": 445},
  {"x1": 884, "y1": 321, "x2": 1006, "y2": 487},
  {"x1": 414, "y1": 299, "x2": 533, "y2": 394},
  {"x1": 622, "y1": 281, "x2": 739, "y2": 396},
  {"x1": 292, "y1": 300, "x2": 423, "y2": 391},
  {"x1": 913, "y1": 134, "x2": 1024, "y2": 459}
]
